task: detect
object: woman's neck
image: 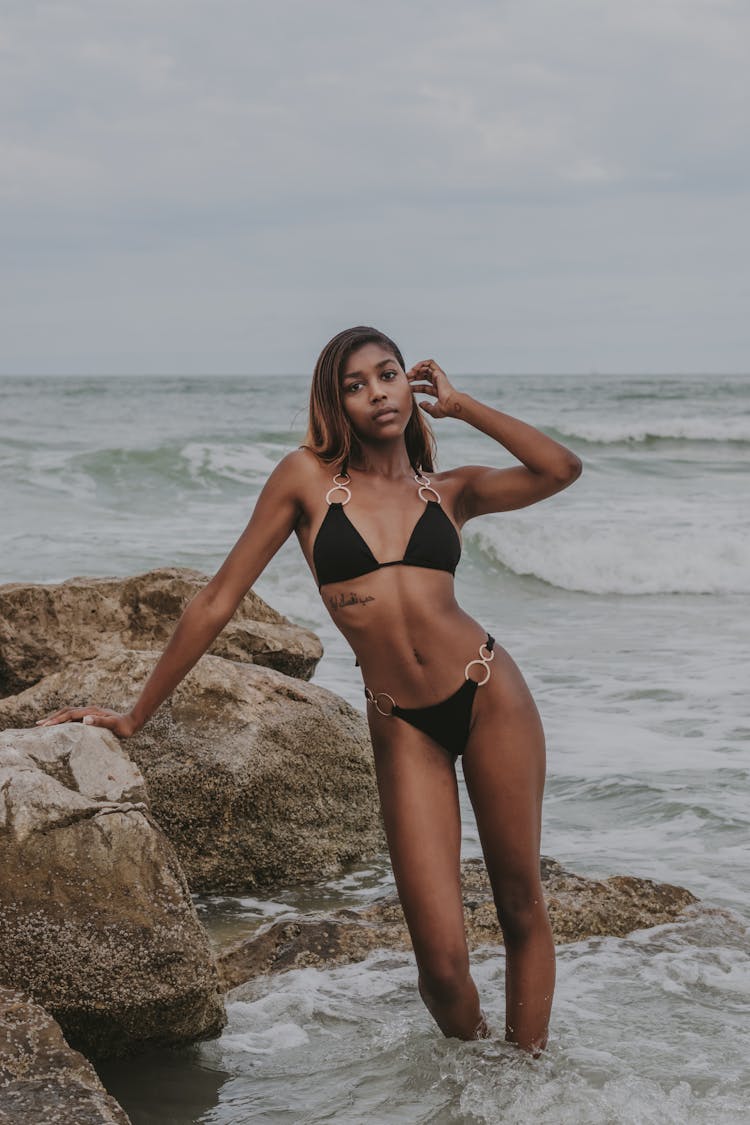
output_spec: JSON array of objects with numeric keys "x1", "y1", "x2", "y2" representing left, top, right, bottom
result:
[{"x1": 347, "y1": 445, "x2": 415, "y2": 479}]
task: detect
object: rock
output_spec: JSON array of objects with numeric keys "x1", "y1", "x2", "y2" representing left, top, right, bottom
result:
[
  {"x1": 216, "y1": 856, "x2": 701, "y2": 990},
  {"x1": 0, "y1": 724, "x2": 226, "y2": 1059},
  {"x1": 0, "y1": 653, "x2": 386, "y2": 894},
  {"x1": 218, "y1": 915, "x2": 388, "y2": 989},
  {"x1": 0, "y1": 567, "x2": 322, "y2": 696},
  {"x1": 532, "y1": 857, "x2": 700, "y2": 944},
  {"x1": 0, "y1": 986, "x2": 131, "y2": 1124}
]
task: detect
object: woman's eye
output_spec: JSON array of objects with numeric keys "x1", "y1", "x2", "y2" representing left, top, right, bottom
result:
[{"x1": 344, "y1": 371, "x2": 397, "y2": 393}]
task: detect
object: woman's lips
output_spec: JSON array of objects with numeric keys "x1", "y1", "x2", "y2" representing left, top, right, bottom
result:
[{"x1": 372, "y1": 409, "x2": 398, "y2": 422}]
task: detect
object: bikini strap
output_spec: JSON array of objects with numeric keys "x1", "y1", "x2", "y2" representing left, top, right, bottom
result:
[
  {"x1": 413, "y1": 470, "x2": 441, "y2": 505},
  {"x1": 325, "y1": 469, "x2": 352, "y2": 506},
  {"x1": 326, "y1": 465, "x2": 440, "y2": 505}
]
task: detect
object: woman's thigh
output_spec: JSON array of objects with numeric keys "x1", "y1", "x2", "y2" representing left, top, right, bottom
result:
[
  {"x1": 461, "y1": 645, "x2": 548, "y2": 922},
  {"x1": 367, "y1": 712, "x2": 469, "y2": 973}
]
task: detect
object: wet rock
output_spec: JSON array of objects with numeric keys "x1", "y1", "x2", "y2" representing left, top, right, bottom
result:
[
  {"x1": 217, "y1": 915, "x2": 388, "y2": 989},
  {"x1": 0, "y1": 654, "x2": 386, "y2": 894},
  {"x1": 0, "y1": 986, "x2": 131, "y2": 1124},
  {"x1": 0, "y1": 567, "x2": 322, "y2": 696},
  {"x1": 534, "y1": 856, "x2": 700, "y2": 944},
  {"x1": 0, "y1": 724, "x2": 226, "y2": 1059},
  {"x1": 216, "y1": 856, "x2": 700, "y2": 990}
]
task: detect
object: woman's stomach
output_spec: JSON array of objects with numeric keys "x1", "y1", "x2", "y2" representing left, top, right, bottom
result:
[{"x1": 319, "y1": 566, "x2": 495, "y2": 696}]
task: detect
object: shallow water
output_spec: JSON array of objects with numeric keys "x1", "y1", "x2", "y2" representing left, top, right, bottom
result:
[
  {"x1": 94, "y1": 908, "x2": 749, "y2": 1124},
  {"x1": 2, "y1": 372, "x2": 748, "y2": 1122}
]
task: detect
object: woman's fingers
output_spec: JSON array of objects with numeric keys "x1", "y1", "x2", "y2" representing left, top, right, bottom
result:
[
  {"x1": 410, "y1": 359, "x2": 439, "y2": 373},
  {"x1": 407, "y1": 365, "x2": 437, "y2": 395},
  {"x1": 34, "y1": 708, "x2": 70, "y2": 723},
  {"x1": 35, "y1": 710, "x2": 73, "y2": 726},
  {"x1": 81, "y1": 713, "x2": 106, "y2": 727},
  {"x1": 35, "y1": 706, "x2": 102, "y2": 726},
  {"x1": 31, "y1": 706, "x2": 137, "y2": 740},
  {"x1": 420, "y1": 400, "x2": 450, "y2": 419},
  {"x1": 408, "y1": 358, "x2": 459, "y2": 421},
  {"x1": 407, "y1": 360, "x2": 443, "y2": 396}
]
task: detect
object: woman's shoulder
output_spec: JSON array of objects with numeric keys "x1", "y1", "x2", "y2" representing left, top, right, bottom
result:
[
  {"x1": 429, "y1": 464, "x2": 489, "y2": 523},
  {"x1": 275, "y1": 446, "x2": 329, "y2": 477},
  {"x1": 286, "y1": 445, "x2": 340, "y2": 481},
  {"x1": 427, "y1": 463, "x2": 479, "y2": 491},
  {"x1": 433, "y1": 463, "x2": 493, "y2": 489},
  {"x1": 270, "y1": 447, "x2": 336, "y2": 516}
]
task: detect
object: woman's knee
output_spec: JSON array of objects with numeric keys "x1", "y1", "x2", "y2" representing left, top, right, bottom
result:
[
  {"x1": 417, "y1": 946, "x2": 471, "y2": 1001},
  {"x1": 494, "y1": 879, "x2": 549, "y2": 945}
]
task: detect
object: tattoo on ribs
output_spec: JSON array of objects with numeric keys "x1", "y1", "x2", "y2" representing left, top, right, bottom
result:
[{"x1": 328, "y1": 591, "x2": 375, "y2": 611}]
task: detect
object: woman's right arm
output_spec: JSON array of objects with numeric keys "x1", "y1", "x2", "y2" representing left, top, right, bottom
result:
[{"x1": 35, "y1": 450, "x2": 306, "y2": 736}]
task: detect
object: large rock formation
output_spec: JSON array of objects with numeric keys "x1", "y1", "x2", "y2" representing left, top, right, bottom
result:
[
  {"x1": 0, "y1": 567, "x2": 322, "y2": 696},
  {"x1": 0, "y1": 653, "x2": 386, "y2": 894},
  {"x1": 0, "y1": 724, "x2": 226, "y2": 1059},
  {"x1": 0, "y1": 987, "x2": 131, "y2": 1124},
  {"x1": 216, "y1": 855, "x2": 701, "y2": 990}
]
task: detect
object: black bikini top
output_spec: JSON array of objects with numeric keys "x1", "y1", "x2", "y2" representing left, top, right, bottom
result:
[{"x1": 313, "y1": 467, "x2": 462, "y2": 590}]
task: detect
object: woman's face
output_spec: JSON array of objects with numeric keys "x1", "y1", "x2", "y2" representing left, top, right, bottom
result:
[{"x1": 340, "y1": 342, "x2": 414, "y2": 441}]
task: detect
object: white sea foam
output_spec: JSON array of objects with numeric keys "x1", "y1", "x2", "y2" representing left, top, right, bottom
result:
[
  {"x1": 472, "y1": 517, "x2": 750, "y2": 595},
  {"x1": 194, "y1": 928, "x2": 750, "y2": 1125},
  {"x1": 551, "y1": 416, "x2": 750, "y2": 444},
  {"x1": 182, "y1": 441, "x2": 278, "y2": 484}
]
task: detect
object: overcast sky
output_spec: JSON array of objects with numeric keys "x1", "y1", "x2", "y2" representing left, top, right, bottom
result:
[{"x1": 2, "y1": 0, "x2": 748, "y2": 375}]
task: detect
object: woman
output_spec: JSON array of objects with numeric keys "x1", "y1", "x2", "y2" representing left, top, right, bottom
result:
[{"x1": 36, "y1": 325, "x2": 582, "y2": 1057}]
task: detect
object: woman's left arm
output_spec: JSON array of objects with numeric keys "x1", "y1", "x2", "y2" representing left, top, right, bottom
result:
[{"x1": 407, "y1": 359, "x2": 583, "y2": 521}]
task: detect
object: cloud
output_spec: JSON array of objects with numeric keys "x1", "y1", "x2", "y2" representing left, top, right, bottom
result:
[{"x1": 1, "y1": 0, "x2": 748, "y2": 372}]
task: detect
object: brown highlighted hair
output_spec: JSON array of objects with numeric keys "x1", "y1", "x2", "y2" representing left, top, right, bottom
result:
[{"x1": 301, "y1": 326, "x2": 436, "y2": 473}]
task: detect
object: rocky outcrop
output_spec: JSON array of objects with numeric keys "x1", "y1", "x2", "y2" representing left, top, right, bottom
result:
[
  {"x1": 217, "y1": 856, "x2": 700, "y2": 990},
  {"x1": 0, "y1": 725, "x2": 226, "y2": 1059},
  {"x1": 0, "y1": 567, "x2": 322, "y2": 696},
  {"x1": 0, "y1": 654, "x2": 386, "y2": 894},
  {"x1": 0, "y1": 986, "x2": 131, "y2": 1124}
]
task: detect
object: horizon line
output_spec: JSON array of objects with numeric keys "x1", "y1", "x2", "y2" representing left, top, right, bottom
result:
[{"x1": 1, "y1": 370, "x2": 748, "y2": 379}]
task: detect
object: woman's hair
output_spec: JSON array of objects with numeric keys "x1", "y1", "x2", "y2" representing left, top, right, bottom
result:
[{"x1": 301, "y1": 325, "x2": 436, "y2": 473}]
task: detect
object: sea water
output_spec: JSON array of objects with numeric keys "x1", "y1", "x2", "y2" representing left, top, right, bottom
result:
[{"x1": 1, "y1": 373, "x2": 748, "y2": 1123}]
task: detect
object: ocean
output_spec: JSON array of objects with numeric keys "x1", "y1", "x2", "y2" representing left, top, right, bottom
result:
[{"x1": 1, "y1": 372, "x2": 748, "y2": 1123}]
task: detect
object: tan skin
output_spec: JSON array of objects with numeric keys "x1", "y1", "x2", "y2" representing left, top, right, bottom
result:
[{"x1": 36, "y1": 342, "x2": 582, "y2": 1056}]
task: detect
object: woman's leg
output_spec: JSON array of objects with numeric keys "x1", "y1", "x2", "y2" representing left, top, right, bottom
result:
[
  {"x1": 368, "y1": 713, "x2": 489, "y2": 1040},
  {"x1": 461, "y1": 646, "x2": 555, "y2": 1056}
]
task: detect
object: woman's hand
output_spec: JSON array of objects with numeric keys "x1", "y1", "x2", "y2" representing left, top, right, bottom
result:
[
  {"x1": 34, "y1": 707, "x2": 141, "y2": 739},
  {"x1": 406, "y1": 359, "x2": 463, "y2": 419}
]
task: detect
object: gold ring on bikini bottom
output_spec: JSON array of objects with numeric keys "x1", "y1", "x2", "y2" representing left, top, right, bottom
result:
[
  {"x1": 364, "y1": 688, "x2": 396, "y2": 716},
  {"x1": 364, "y1": 638, "x2": 495, "y2": 714},
  {"x1": 464, "y1": 639, "x2": 495, "y2": 686}
]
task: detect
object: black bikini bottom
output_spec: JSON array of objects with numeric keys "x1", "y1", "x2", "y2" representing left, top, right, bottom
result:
[{"x1": 364, "y1": 634, "x2": 496, "y2": 760}]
